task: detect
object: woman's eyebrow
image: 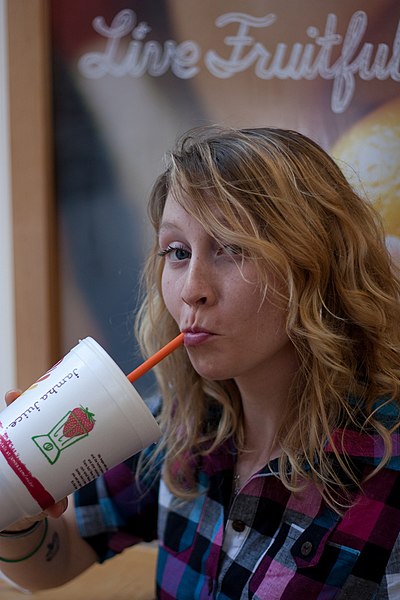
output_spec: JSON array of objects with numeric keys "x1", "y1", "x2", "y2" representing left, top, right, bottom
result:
[{"x1": 159, "y1": 221, "x2": 180, "y2": 233}]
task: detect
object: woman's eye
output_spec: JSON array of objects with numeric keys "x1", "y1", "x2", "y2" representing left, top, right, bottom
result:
[{"x1": 158, "y1": 245, "x2": 191, "y2": 262}]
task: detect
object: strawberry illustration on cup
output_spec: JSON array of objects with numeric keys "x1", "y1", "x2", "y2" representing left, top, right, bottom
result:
[
  {"x1": 63, "y1": 406, "x2": 95, "y2": 438},
  {"x1": 32, "y1": 406, "x2": 96, "y2": 465}
]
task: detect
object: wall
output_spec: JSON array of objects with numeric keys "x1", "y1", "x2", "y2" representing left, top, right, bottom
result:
[
  {"x1": 0, "y1": 0, "x2": 16, "y2": 396},
  {"x1": 6, "y1": 0, "x2": 59, "y2": 392}
]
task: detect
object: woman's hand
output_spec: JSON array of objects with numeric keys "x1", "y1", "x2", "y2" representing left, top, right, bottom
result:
[
  {"x1": 4, "y1": 389, "x2": 22, "y2": 407},
  {"x1": 3, "y1": 390, "x2": 69, "y2": 532}
]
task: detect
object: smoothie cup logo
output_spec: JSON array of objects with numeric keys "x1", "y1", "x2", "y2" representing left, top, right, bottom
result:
[{"x1": 32, "y1": 406, "x2": 96, "y2": 465}]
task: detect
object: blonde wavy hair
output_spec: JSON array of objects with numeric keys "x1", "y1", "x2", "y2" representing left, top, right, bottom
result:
[{"x1": 135, "y1": 126, "x2": 400, "y2": 511}]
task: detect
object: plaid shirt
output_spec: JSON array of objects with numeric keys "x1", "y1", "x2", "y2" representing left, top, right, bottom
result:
[{"x1": 75, "y1": 410, "x2": 400, "y2": 599}]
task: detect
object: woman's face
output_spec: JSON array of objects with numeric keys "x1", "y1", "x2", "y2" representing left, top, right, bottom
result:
[{"x1": 159, "y1": 192, "x2": 296, "y2": 388}]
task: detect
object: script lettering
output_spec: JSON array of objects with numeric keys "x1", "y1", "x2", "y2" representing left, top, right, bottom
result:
[
  {"x1": 5, "y1": 369, "x2": 81, "y2": 429},
  {"x1": 78, "y1": 9, "x2": 400, "y2": 114},
  {"x1": 79, "y1": 9, "x2": 200, "y2": 79}
]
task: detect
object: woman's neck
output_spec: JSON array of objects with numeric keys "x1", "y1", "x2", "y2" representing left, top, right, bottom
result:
[
  {"x1": 235, "y1": 345, "x2": 299, "y2": 457},
  {"x1": 230, "y1": 342, "x2": 299, "y2": 493}
]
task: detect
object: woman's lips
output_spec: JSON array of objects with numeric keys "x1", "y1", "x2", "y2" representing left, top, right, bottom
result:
[{"x1": 183, "y1": 330, "x2": 214, "y2": 347}]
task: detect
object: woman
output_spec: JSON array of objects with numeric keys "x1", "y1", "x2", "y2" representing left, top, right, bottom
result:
[{"x1": 2, "y1": 127, "x2": 400, "y2": 598}]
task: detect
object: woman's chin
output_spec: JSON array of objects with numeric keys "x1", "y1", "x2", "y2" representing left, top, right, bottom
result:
[{"x1": 190, "y1": 361, "x2": 232, "y2": 382}]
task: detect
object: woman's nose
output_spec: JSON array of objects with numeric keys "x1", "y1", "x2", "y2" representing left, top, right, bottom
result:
[{"x1": 181, "y1": 259, "x2": 217, "y2": 307}]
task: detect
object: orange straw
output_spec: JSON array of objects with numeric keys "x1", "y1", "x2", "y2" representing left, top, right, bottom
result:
[{"x1": 127, "y1": 332, "x2": 185, "y2": 383}]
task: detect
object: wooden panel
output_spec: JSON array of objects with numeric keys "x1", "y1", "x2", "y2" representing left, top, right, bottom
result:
[{"x1": 7, "y1": 0, "x2": 59, "y2": 389}]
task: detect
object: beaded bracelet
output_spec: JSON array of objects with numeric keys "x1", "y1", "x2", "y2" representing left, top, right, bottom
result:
[{"x1": 0, "y1": 518, "x2": 48, "y2": 563}]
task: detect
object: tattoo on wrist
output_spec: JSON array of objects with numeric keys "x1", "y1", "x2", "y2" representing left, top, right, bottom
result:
[{"x1": 45, "y1": 532, "x2": 60, "y2": 562}]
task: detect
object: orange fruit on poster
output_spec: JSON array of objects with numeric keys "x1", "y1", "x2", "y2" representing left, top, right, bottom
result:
[{"x1": 331, "y1": 96, "x2": 400, "y2": 241}]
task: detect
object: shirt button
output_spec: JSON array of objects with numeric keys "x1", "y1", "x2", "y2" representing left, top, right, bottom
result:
[
  {"x1": 232, "y1": 519, "x2": 246, "y2": 532},
  {"x1": 300, "y1": 541, "x2": 313, "y2": 556}
]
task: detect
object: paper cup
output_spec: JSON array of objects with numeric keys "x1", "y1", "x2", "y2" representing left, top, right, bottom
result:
[{"x1": 0, "y1": 337, "x2": 161, "y2": 530}]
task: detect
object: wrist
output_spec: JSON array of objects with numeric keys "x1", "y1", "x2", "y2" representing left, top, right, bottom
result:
[
  {"x1": 0, "y1": 521, "x2": 41, "y2": 537},
  {"x1": 0, "y1": 518, "x2": 48, "y2": 563}
]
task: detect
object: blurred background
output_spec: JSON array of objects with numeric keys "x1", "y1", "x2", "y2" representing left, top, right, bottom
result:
[{"x1": 2, "y1": 0, "x2": 400, "y2": 400}]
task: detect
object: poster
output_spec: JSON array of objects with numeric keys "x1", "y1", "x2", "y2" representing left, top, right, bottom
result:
[{"x1": 50, "y1": 0, "x2": 400, "y2": 395}]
